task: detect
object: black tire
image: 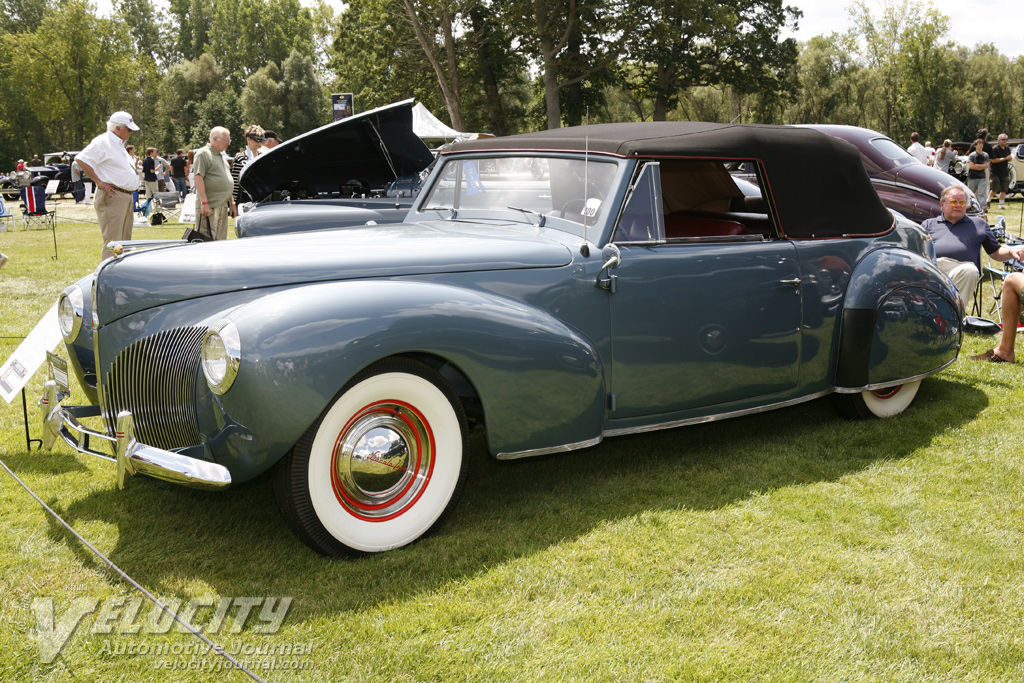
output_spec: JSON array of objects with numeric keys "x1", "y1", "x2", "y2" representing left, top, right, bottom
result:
[
  {"x1": 273, "y1": 357, "x2": 469, "y2": 558},
  {"x1": 831, "y1": 380, "x2": 921, "y2": 420}
]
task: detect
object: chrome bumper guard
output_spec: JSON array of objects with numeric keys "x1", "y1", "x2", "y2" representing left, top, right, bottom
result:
[{"x1": 39, "y1": 380, "x2": 231, "y2": 491}]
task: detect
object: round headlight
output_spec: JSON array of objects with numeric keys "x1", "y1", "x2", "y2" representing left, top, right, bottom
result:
[
  {"x1": 201, "y1": 320, "x2": 241, "y2": 395},
  {"x1": 58, "y1": 286, "x2": 85, "y2": 341}
]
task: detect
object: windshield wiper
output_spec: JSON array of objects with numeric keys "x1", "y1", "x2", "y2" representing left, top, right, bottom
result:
[
  {"x1": 507, "y1": 206, "x2": 546, "y2": 227},
  {"x1": 421, "y1": 207, "x2": 457, "y2": 219}
]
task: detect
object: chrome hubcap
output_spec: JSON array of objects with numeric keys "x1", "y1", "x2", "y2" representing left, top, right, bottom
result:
[{"x1": 331, "y1": 400, "x2": 434, "y2": 521}]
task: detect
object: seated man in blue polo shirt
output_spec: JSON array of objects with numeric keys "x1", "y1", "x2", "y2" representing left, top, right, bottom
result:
[{"x1": 922, "y1": 186, "x2": 1022, "y2": 301}]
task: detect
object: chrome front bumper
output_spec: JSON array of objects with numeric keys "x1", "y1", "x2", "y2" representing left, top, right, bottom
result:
[{"x1": 39, "y1": 380, "x2": 231, "y2": 491}]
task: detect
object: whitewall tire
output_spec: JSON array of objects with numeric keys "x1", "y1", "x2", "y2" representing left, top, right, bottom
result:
[
  {"x1": 274, "y1": 358, "x2": 469, "y2": 557},
  {"x1": 832, "y1": 379, "x2": 922, "y2": 420}
]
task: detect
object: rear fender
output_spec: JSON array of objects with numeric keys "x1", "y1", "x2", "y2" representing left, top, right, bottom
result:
[{"x1": 835, "y1": 248, "x2": 962, "y2": 390}]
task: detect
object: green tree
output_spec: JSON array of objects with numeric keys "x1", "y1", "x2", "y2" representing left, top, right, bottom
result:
[
  {"x1": 280, "y1": 49, "x2": 327, "y2": 136},
  {"x1": 0, "y1": 0, "x2": 46, "y2": 34},
  {"x1": 190, "y1": 89, "x2": 242, "y2": 150},
  {"x1": 167, "y1": 0, "x2": 214, "y2": 62},
  {"x1": 786, "y1": 34, "x2": 866, "y2": 125},
  {"x1": 462, "y1": 2, "x2": 530, "y2": 136},
  {"x1": 963, "y1": 46, "x2": 1016, "y2": 139},
  {"x1": 500, "y1": 0, "x2": 624, "y2": 129},
  {"x1": 2, "y1": 0, "x2": 137, "y2": 149},
  {"x1": 240, "y1": 62, "x2": 284, "y2": 133},
  {"x1": 621, "y1": 0, "x2": 800, "y2": 122},
  {"x1": 328, "y1": 0, "x2": 444, "y2": 114},
  {"x1": 159, "y1": 53, "x2": 229, "y2": 147},
  {"x1": 209, "y1": 0, "x2": 315, "y2": 86},
  {"x1": 115, "y1": 0, "x2": 173, "y2": 66},
  {"x1": 395, "y1": 0, "x2": 470, "y2": 130}
]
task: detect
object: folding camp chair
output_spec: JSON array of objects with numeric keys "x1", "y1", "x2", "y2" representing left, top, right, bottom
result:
[
  {"x1": 18, "y1": 185, "x2": 59, "y2": 259},
  {"x1": 132, "y1": 191, "x2": 151, "y2": 225},
  {"x1": 151, "y1": 191, "x2": 181, "y2": 224},
  {"x1": 0, "y1": 196, "x2": 15, "y2": 232},
  {"x1": 20, "y1": 185, "x2": 55, "y2": 231},
  {"x1": 982, "y1": 216, "x2": 1024, "y2": 316}
]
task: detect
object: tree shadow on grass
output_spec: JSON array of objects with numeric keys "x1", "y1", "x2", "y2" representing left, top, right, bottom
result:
[{"x1": 9, "y1": 375, "x2": 985, "y2": 617}]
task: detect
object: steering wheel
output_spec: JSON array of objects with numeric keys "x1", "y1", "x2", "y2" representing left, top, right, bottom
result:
[{"x1": 559, "y1": 198, "x2": 586, "y2": 218}]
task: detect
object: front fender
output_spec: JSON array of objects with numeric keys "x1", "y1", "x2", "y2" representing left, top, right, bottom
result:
[
  {"x1": 206, "y1": 279, "x2": 605, "y2": 478},
  {"x1": 835, "y1": 248, "x2": 962, "y2": 390}
]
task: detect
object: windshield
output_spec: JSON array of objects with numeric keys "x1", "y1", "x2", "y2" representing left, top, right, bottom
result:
[
  {"x1": 420, "y1": 156, "x2": 618, "y2": 226},
  {"x1": 871, "y1": 137, "x2": 916, "y2": 162}
]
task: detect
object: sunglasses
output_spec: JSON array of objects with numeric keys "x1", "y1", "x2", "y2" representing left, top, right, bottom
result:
[
  {"x1": 247, "y1": 134, "x2": 266, "y2": 142},
  {"x1": 945, "y1": 200, "x2": 967, "y2": 207}
]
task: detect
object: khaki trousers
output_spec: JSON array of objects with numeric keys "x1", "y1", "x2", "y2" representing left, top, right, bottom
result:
[
  {"x1": 198, "y1": 206, "x2": 230, "y2": 241},
  {"x1": 936, "y1": 257, "x2": 980, "y2": 302},
  {"x1": 95, "y1": 189, "x2": 133, "y2": 261}
]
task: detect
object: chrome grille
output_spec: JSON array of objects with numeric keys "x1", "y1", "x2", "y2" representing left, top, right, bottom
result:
[{"x1": 103, "y1": 326, "x2": 206, "y2": 450}]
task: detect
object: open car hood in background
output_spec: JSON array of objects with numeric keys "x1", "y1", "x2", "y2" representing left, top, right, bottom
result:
[{"x1": 239, "y1": 99, "x2": 436, "y2": 202}]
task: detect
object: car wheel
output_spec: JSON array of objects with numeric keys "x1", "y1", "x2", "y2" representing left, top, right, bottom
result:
[
  {"x1": 1, "y1": 185, "x2": 18, "y2": 201},
  {"x1": 831, "y1": 379, "x2": 921, "y2": 420},
  {"x1": 273, "y1": 357, "x2": 469, "y2": 557},
  {"x1": 1009, "y1": 165, "x2": 1018, "y2": 197}
]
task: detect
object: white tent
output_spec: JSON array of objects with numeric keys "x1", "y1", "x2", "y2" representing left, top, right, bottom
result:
[{"x1": 412, "y1": 102, "x2": 464, "y2": 140}]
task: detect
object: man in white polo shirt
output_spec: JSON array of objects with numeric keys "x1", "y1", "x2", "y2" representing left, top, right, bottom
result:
[{"x1": 75, "y1": 111, "x2": 141, "y2": 260}]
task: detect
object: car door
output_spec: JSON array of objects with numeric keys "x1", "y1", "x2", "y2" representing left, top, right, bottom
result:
[{"x1": 606, "y1": 161, "x2": 803, "y2": 420}]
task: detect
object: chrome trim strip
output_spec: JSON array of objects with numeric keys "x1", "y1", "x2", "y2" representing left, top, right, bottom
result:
[
  {"x1": 496, "y1": 435, "x2": 603, "y2": 461},
  {"x1": 832, "y1": 358, "x2": 956, "y2": 394},
  {"x1": 603, "y1": 389, "x2": 833, "y2": 438}
]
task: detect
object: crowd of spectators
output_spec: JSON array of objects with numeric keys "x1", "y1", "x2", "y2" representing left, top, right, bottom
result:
[{"x1": 907, "y1": 127, "x2": 1016, "y2": 212}]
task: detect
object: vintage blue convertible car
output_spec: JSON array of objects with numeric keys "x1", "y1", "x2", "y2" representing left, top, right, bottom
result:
[{"x1": 40, "y1": 122, "x2": 963, "y2": 557}]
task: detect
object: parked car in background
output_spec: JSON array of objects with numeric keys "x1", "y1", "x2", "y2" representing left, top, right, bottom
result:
[
  {"x1": 1, "y1": 151, "x2": 79, "y2": 199},
  {"x1": 805, "y1": 125, "x2": 983, "y2": 221},
  {"x1": 234, "y1": 100, "x2": 436, "y2": 238},
  {"x1": 1012, "y1": 144, "x2": 1024, "y2": 195},
  {"x1": 40, "y1": 121, "x2": 962, "y2": 558}
]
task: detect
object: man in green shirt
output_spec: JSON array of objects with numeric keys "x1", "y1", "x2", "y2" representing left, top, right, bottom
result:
[{"x1": 192, "y1": 126, "x2": 237, "y2": 240}]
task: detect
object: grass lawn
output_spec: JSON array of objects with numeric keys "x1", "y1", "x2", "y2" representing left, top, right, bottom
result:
[{"x1": 2, "y1": 200, "x2": 1024, "y2": 681}]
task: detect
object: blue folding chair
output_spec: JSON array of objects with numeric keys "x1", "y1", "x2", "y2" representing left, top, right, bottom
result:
[
  {"x1": 0, "y1": 195, "x2": 14, "y2": 232},
  {"x1": 132, "y1": 191, "x2": 151, "y2": 218}
]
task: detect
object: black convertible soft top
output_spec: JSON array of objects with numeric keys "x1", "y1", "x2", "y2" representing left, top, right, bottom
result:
[{"x1": 446, "y1": 122, "x2": 894, "y2": 239}]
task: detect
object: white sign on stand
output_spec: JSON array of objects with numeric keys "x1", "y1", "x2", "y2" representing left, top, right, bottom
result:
[
  {"x1": 180, "y1": 193, "x2": 196, "y2": 223},
  {"x1": 0, "y1": 303, "x2": 61, "y2": 404}
]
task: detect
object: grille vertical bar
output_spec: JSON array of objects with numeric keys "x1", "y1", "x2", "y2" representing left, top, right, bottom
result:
[{"x1": 103, "y1": 326, "x2": 207, "y2": 450}]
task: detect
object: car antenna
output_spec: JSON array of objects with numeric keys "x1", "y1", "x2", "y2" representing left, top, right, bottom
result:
[{"x1": 581, "y1": 108, "x2": 591, "y2": 256}]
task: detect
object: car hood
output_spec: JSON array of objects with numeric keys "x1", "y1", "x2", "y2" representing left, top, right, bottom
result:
[
  {"x1": 95, "y1": 223, "x2": 574, "y2": 323},
  {"x1": 238, "y1": 99, "x2": 435, "y2": 202}
]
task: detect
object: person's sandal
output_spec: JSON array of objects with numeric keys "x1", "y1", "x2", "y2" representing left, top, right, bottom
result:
[{"x1": 970, "y1": 349, "x2": 1013, "y2": 363}]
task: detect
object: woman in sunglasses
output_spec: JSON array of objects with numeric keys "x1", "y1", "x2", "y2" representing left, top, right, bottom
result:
[{"x1": 231, "y1": 124, "x2": 265, "y2": 204}]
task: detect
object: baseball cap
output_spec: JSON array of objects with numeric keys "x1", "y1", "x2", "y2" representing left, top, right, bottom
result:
[{"x1": 108, "y1": 111, "x2": 140, "y2": 131}]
